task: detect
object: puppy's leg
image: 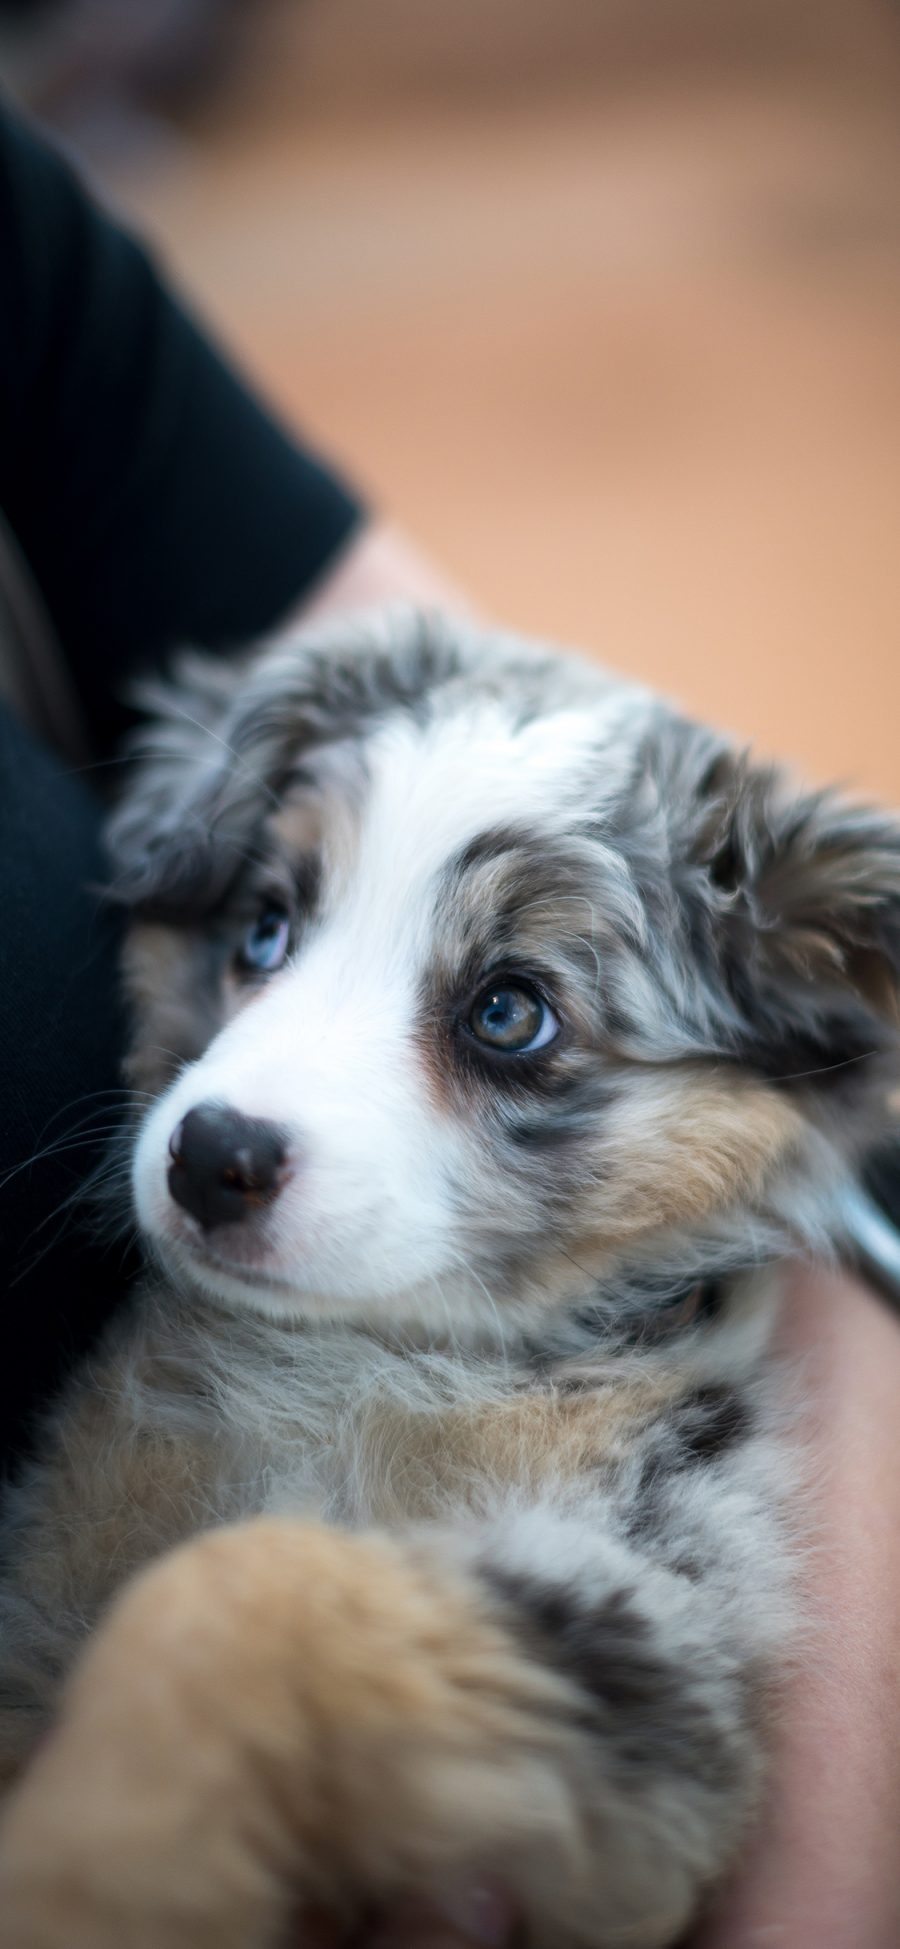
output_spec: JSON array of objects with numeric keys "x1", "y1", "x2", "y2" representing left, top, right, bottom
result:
[
  {"x1": 0, "y1": 1509, "x2": 771, "y2": 1949},
  {"x1": 0, "y1": 1519, "x2": 582, "y2": 1949}
]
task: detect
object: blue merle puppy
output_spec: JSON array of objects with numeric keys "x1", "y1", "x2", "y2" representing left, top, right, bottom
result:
[{"x1": 0, "y1": 608, "x2": 898, "y2": 1949}]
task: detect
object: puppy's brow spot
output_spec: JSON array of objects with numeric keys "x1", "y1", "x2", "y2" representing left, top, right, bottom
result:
[{"x1": 452, "y1": 827, "x2": 535, "y2": 877}]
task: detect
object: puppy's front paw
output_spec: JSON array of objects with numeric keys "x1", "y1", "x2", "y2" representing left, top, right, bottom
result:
[
  {"x1": 0, "y1": 1518, "x2": 732, "y2": 1948},
  {"x1": 0, "y1": 1521, "x2": 606, "y2": 1949}
]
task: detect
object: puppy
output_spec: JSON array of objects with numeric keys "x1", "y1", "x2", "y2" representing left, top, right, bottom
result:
[{"x1": 1, "y1": 608, "x2": 898, "y2": 1948}]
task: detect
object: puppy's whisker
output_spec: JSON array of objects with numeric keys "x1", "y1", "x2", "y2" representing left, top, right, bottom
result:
[
  {"x1": 557, "y1": 1246, "x2": 599, "y2": 1289},
  {"x1": 444, "y1": 1249, "x2": 510, "y2": 1361},
  {"x1": 8, "y1": 1088, "x2": 145, "y2": 1171},
  {"x1": 8, "y1": 1156, "x2": 138, "y2": 1286},
  {"x1": 0, "y1": 1127, "x2": 135, "y2": 1196},
  {"x1": 139, "y1": 1046, "x2": 189, "y2": 1075},
  {"x1": 766, "y1": 1048, "x2": 881, "y2": 1084},
  {"x1": 425, "y1": 1271, "x2": 462, "y2": 1359}
]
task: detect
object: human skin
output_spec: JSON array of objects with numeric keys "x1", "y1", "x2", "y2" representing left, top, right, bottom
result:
[
  {"x1": 294, "y1": 518, "x2": 473, "y2": 627},
  {"x1": 295, "y1": 525, "x2": 900, "y2": 1947},
  {"x1": 692, "y1": 1263, "x2": 900, "y2": 1949}
]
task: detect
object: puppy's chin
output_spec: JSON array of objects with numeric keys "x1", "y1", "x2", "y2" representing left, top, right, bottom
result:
[
  {"x1": 136, "y1": 1217, "x2": 278, "y2": 1307},
  {"x1": 135, "y1": 1215, "x2": 414, "y2": 1333},
  {"x1": 140, "y1": 1220, "x2": 537, "y2": 1346}
]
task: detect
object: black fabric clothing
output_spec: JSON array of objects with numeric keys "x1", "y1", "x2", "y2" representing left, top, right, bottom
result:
[
  {"x1": 0, "y1": 102, "x2": 362, "y2": 752},
  {"x1": 0, "y1": 101, "x2": 363, "y2": 1468},
  {"x1": 0, "y1": 702, "x2": 132, "y2": 1467}
]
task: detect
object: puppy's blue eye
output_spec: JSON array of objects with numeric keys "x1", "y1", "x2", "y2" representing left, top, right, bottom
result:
[
  {"x1": 238, "y1": 905, "x2": 291, "y2": 975},
  {"x1": 467, "y1": 982, "x2": 558, "y2": 1054}
]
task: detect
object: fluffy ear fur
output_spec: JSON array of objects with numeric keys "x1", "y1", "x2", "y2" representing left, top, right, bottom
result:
[
  {"x1": 105, "y1": 612, "x2": 465, "y2": 917},
  {"x1": 665, "y1": 723, "x2": 900, "y2": 1084}
]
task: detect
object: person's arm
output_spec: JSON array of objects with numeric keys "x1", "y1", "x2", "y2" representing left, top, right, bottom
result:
[
  {"x1": 691, "y1": 1263, "x2": 900, "y2": 1949},
  {"x1": 0, "y1": 102, "x2": 363, "y2": 752},
  {"x1": 291, "y1": 518, "x2": 472, "y2": 627}
]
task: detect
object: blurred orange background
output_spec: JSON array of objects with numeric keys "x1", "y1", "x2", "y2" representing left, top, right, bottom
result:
[{"x1": 6, "y1": 0, "x2": 900, "y2": 795}]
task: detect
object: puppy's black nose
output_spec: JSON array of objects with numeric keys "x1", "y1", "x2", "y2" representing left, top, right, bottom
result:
[{"x1": 168, "y1": 1104, "x2": 288, "y2": 1231}]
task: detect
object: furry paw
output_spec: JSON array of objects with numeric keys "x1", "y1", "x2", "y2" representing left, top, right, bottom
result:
[
  {"x1": 0, "y1": 1512, "x2": 724, "y2": 1949},
  {"x1": 0, "y1": 1520, "x2": 614, "y2": 1949}
]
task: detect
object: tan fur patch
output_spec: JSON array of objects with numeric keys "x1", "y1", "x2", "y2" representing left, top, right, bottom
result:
[
  {"x1": 267, "y1": 768, "x2": 362, "y2": 903},
  {"x1": 0, "y1": 1521, "x2": 588, "y2": 1949},
  {"x1": 356, "y1": 1377, "x2": 679, "y2": 1525},
  {"x1": 267, "y1": 791, "x2": 324, "y2": 861},
  {"x1": 588, "y1": 1064, "x2": 805, "y2": 1248}
]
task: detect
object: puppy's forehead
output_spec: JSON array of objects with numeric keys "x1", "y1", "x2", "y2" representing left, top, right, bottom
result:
[
  {"x1": 342, "y1": 691, "x2": 642, "y2": 886},
  {"x1": 259, "y1": 685, "x2": 656, "y2": 1017}
]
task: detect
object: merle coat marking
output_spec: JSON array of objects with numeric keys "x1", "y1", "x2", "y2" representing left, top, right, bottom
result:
[{"x1": 1, "y1": 608, "x2": 898, "y2": 1948}]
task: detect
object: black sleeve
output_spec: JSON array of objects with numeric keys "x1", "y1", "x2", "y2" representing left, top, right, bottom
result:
[{"x1": 0, "y1": 102, "x2": 364, "y2": 750}]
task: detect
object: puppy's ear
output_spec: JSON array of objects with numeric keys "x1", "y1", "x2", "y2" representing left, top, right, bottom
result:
[
  {"x1": 673, "y1": 729, "x2": 900, "y2": 1083},
  {"x1": 105, "y1": 650, "x2": 253, "y2": 916},
  {"x1": 106, "y1": 611, "x2": 461, "y2": 917}
]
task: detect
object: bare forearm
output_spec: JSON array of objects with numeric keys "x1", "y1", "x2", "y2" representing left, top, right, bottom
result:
[
  {"x1": 289, "y1": 519, "x2": 473, "y2": 627},
  {"x1": 693, "y1": 1265, "x2": 900, "y2": 1948}
]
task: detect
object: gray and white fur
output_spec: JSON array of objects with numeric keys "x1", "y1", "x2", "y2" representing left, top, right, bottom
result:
[{"x1": 1, "y1": 607, "x2": 899, "y2": 1948}]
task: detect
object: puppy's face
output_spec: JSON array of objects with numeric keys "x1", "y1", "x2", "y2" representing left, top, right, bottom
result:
[{"x1": 113, "y1": 612, "x2": 900, "y2": 1338}]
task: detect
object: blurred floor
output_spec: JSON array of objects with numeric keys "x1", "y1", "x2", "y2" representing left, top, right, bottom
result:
[{"x1": 54, "y1": 1, "x2": 900, "y2": 794}]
